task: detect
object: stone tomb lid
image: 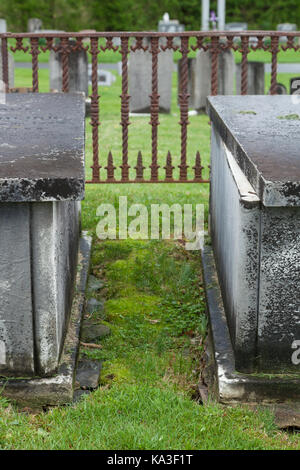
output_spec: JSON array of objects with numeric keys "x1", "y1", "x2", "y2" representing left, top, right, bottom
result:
[
  {"x1": 0, "y1": 93, "x2": 85, "y2": 202},
  {"x1": 207, "y1": 95, "x2": 300, "y2": 207}
]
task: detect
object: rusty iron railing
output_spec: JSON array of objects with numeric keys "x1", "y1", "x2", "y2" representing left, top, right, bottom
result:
[{"x1": 1, "y1": 31, "x2": 300, "y2": 184}]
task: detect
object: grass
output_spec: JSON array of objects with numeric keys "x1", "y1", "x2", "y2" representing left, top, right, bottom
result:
[{"x1": 0, "y1": 68, "x2": 300, "y2": 450}]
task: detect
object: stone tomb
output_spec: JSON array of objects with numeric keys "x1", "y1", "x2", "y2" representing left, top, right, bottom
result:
[
  {"x1": 205, "y1": 95, "x2": 300, "y2": 403},
  {"x1": 0, "y1": 94, "x2": 87, "y2": 391},
  {"x1": 129, "y1": 39, "x2": 173, "y2": 114}
]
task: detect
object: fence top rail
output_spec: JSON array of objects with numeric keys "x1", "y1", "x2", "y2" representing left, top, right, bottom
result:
[{"x1": 1, "y1": 30, "x2": 300, "y2": 39}]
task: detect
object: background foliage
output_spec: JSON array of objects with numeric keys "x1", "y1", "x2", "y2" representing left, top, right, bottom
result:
[{"x1": 0, "y1": 0, "x2": 299, "y2": 32}]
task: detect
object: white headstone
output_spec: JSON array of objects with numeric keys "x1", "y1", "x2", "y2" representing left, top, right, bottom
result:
[
  {"x1": 129, "y1": 39, "x2": 173, "y2": 113},
  {"x1": 88, "y1": 65, "x2": 116, "y2": 86},
  {"x1": 112, "y1": 37, "x2": 121, "y2": 47},
  {"x1": 163, "y1": 12, "x2": 170, "y2": 23},
  {"x1": 27, "y1": 18, "x2": 42, "y2": 33},
  {"x1": 225, "y1": 22, "x2": 248, "y2": 43},
  {"x1": 158, "y1": 15, "x2": 185, "y2": 47},
  {"x1": 277, "y1": 23, "x2": 297, "y2": 43},
  {"x1": 98, "y1": 70, "x2": 116, "y2": 87},
  {"x1": 0, "y1": 19, "x2": 7, "y2": 33},
  {"x1": 50, "y1": 39, "x2": 88, "y2": 95}
]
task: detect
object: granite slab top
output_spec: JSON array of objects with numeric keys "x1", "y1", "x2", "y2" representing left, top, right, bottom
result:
[
  {"x1": 207, "y1": 95, "x2": 300, "y2": 206},
  {"x1": 0, "y1": 93, "x2": 85, "y2": 202}
]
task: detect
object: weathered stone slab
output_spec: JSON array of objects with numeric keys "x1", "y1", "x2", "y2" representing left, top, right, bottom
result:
[
  {"x1": 81, "y1": 321, "x2": 111, "y2": 342},
  {"x1": 86, "y1": 298, "x2": 105, "y2": 315},
  {"x1": 75, "y1": 359, "x2": 102, "y2": 389},
  {"x1": 0, "y1": 93, "x2": 85, "y2": 202},
  {"x1": 87, "y1": 275, "x2": 104, "y2": 292}
]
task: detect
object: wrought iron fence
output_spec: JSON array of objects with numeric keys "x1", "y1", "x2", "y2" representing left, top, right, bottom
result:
[{"x1": 1, "y1": 31, "x2": 300, "y2": 184}]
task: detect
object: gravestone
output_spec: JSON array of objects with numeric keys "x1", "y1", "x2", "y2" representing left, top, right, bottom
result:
[
  {"x1": 88, "y1": 65, "x2": 116, "y2": 86},
  {"x1": 50, "y1": 39, "x2": 88, "y2": 95},
  {"x1": 225, "y1": 22, "x2": 247, "y2": 43},
  {"x1": 225, "y1": 22, "x2": 257, "y2": 46},
  {"x1": 79, "y1": 29, "x2": 96, "y2": 41},
  {"x1": 112, "y1": 37, "x2": 121, "y2": 47},
  {"x1": 236, "y1": 61, "x2": 265, "y2": 95},
  {"x1": 129, "y1": 38, "x2": 173, "y2": 114},
  {"x1": 49, "y1": 39, "x2": 89, "y2": 113},
  {"x1": 27, "y1": 18, "x2": 42, "y2": 33},
  {"x1": 277, "y1": 23, "x2": 297, "y2": 43},
  {"x1": 192, "y1": 48, "x2": 235, "y2": 111},
  {"x1": 290, "y1": 77, "x2": 300, "y2": 95},
  {"x1": 0, "y1": 93, "x2": 85, "y2": 380},
  {"x1": 268, "y1": 82, "x2": 287, "y2": 95},
  {"x1": 0, "y1": 18, "x2": 7, "y2": 33},
  {"x1": 98, "y1": 70, "x2": 116, "y2": 86},
  {"x1": 158, "y1": 12, "x2": 185, "y2": 33},
  {"x1": 158, "y1": 12, "x2": 185, "y2": 47},
  {"x1": 205, "y1": 95, "x2": 300, "y2": 403}
]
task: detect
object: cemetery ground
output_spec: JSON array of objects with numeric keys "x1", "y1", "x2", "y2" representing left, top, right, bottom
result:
[{"x1": 0, "y1": 70, "x2": 299, "y2": 451}]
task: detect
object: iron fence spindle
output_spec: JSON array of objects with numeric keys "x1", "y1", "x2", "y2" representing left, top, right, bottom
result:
[
  {"x1": 120, "y1": 37, "x2": 130, "y2": 182},
  {"x1": 90, "y1": 37, "x2": 101, "y2": 182},
  {"x1": 178, "y1": 36, "x2": 190, "y2": 181},
  {"x1": 149, "y1": 36, "x2": 160, "y2": 182}
]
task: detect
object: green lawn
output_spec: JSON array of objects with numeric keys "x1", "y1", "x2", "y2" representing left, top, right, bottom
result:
[{"x1": 0, "y1": 69, "x2": 299, "y2": 450}]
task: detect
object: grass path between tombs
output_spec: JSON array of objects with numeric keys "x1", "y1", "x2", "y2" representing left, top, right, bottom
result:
[
  {"x1": 0, "y1": 70, "x2": 300, "y2": 450},
  {"x1": 0, "y1": 183, "x2": 300, "y2": 449}
]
